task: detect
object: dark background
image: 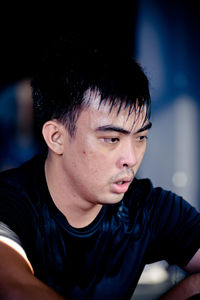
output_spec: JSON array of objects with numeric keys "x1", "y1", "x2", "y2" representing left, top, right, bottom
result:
[{"x1": 0, "y1": 3, "x2": 139, "y2": 89}]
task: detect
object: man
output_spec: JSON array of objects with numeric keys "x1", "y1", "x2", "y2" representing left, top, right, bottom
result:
[{"x1": 0, "y1": 42, "x2": 200, "y2": 299}]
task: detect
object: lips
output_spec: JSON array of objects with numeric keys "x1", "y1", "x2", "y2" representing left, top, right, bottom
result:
[{"x1": 111, "y1": 177, "x2": 133, "y2": 194}]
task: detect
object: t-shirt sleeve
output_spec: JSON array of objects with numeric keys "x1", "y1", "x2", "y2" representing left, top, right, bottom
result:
[
  {"x1": 144, "y1": 182, "x2": 200, "y2": 267},
  {"x1": 0, "y1": 221, "x2": 22, "y2": 244}
]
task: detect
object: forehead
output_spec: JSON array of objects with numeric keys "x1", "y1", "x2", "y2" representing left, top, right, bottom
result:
[{"x1": 79, "y1": 89, "x2": 148, "y2": 132}]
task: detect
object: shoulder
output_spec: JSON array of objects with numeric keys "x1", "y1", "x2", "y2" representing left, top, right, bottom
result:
[
  {"x1": 0, "y1": 155, "x2": 47, "y2": 242},
  {"x1": 127, "y1": 178, "x2": 200, "y2": 235},
  {"x1": 123, "y1": 177, "x2": 190, "y2": 215},
  {"x1": 0, "y1": 154, "x2": 47, "y2": 214},
  {"x1": 123, "y1": 177, "x2": 159, "y2": 208},
  {"x1": 0, "y1": 154, "x2": 46, "y2": 190}
]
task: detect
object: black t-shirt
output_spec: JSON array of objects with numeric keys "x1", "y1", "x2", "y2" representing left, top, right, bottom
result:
[{"x1": 0, "y1": 155, "x2": 200, "y2": 299}]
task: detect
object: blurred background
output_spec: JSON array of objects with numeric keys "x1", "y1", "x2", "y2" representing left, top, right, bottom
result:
[{"x1": 0, "y1": 1, "x2": 199, "y2": 298}]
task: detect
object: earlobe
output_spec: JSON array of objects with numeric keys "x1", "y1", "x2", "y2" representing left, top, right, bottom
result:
[{"x1": 42, "y1": 121, "x2": 64, "y2": 155}]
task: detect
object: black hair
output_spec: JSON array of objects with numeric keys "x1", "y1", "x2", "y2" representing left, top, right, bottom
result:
[{"x1": 31, "y1": 38, "x2": 151, "y2": 137}]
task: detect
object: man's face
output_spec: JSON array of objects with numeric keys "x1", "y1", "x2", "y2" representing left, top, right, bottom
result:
[{"x1": 61, "y1": 96, "x2": 151, "y2": 206}]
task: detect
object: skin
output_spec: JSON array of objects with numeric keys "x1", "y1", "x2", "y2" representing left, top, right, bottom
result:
[
  {"x1": 44, "y1": 97, "x2": 151, "y2": 228},
  {"x1": 0, "y1": 241, "x2": 65, "y2": 299}
]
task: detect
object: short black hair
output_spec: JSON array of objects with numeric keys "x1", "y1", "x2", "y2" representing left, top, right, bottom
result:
[{"x1": 31, "y1": 39, "x2": 151, "y2": 137}]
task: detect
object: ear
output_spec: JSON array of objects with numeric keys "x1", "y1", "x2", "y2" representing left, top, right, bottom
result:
[{"x1": 42, "y1": 120, "x2": 65, "y2": 155}]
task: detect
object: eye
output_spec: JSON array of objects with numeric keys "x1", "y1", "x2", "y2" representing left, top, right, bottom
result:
[
  {"x1": 100, "y1": 137, "x2": 120, "y2": 144},
  {"x1": 137, "y1": 135, "x2": 148, "y2": 142}
]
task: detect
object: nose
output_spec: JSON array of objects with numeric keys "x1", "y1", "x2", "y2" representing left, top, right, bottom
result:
[{"x1": 116, "y1": 144, "x2": 138, "y2": 169}]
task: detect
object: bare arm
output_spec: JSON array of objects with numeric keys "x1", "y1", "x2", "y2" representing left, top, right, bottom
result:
[
  {"x1": 160, "y1": 249, "x2": 200, "y2": 300},
  {"x1": 159, "y1": 273, "x2": 200, "y2": 300},
  {"x1": 0, "y1": 242, "x2": 66, "y2": 299}
]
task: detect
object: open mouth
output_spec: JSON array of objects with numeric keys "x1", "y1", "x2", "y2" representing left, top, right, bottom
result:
[
  {"x1": 111, "y1": 180, "x2": 132, "y2": 194},
  {"x1": 116, "y1": 181, "x2": 126, "y2": 185}
]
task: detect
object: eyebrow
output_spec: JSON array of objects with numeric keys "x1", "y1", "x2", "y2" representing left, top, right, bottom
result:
[
  {"x1": 95, "y1": 122, "x2": 152, "y2": 134},
  {"x1": 136, "y1": 121, "x2": 152, "y2": 133}
]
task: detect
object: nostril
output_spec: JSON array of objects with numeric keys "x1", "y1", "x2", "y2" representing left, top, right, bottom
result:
[{"x1": 123, "y1": 163, "x2": 128, "y2": 168}]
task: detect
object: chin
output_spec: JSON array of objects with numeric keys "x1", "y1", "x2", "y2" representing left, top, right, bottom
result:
[{"x1": 101, "y1": 193, "x2": 124, "y2": 205}]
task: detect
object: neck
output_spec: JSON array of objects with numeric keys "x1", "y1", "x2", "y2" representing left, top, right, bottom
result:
[{"x1": 44, "y1": 153, "x2": 102, "y2": 228}]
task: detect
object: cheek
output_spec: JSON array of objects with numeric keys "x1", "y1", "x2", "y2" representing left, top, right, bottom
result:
[
  {"x1": 81, "y1": 150, "x2": 110, "y2": 175},
  {"x1": 136, "y1": 148, "x2": 146, "y2": 167},
  {"x1": 138, "y1": 149, "x2": 145, "y2": 161},
  {"x1": 140, "y1": 147, "x2": 146, "y2": 157}
]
